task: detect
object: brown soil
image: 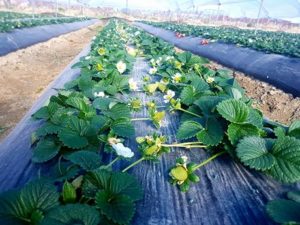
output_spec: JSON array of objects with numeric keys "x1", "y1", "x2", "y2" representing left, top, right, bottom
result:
[
  {"x1": 0, "y1": 22, "x2": 103, "y2": 140},
  {"x1": 176, "y1": 46, "x2": 300, "y2": 125},
  {"x1": 208, "y1": 62, "x2": 300, "y2": 125},
  {"x1": 234, "y1": 73, "x2": 300, "y2": 125}
]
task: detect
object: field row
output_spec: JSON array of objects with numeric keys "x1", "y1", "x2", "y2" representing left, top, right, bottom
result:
[
  {"x1": 0, "y1": 19, "x2": 299, "y2": 224},
  {"x1": 142, "y1": 21, "x2": 300, "y2": 58},
  {"x1": 0, "y1": 11, "x2": 91, "y2": 32}
]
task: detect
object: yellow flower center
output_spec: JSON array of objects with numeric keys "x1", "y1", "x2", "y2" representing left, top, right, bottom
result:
[
  {"x1": 97, "y1": 48, "x2": 106, "y2": 56},
  {"x1": 96, "y1": 63, "x2": 103, "y2": 71}
]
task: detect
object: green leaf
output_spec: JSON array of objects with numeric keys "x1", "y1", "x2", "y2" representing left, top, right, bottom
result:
[
  {"x1": 266, "y1": 199, "x2": 300, "y2": 224},
  {"x1": 65, "y1": 151, "x2": 102, "y2": 171},
  {"x1": 105, "y1": 85, "x2": 118, "y2": 95},
  {"x1": 82, "y1": 169, "x2": 112, "y2": 198},
  {"x1": 196, "y1": 117, "x2": 223, "y2": 146},
  {"x1": 177, "y1": 52, "x2": 192, "y2": 64},
  {"x1": 289, "y1": 120, "x2": 300, "y2": 139},
  {"x1": 58, "y1": 116, "x2": 89, "y2": 149},
  {"x1": 227, "y1": 123, "x2": 260, "y2": 145},
  {"x1": 189, "y1": 76, "x2": 209, "y2": 93},
  {"x1": 246, "y1": 109, "x2": 263, "y2": 128},
  {"x1": 78, "y1": 76, "x2": 95, "y2": 92},
  {"x1": 49, "y1": 162, "x2": 80, "y2": 182},
  {"x1": 90, "y1": 115, "x2": 108, "y2": 130},
  {"x1": 21, "y1": 180, "x2": 59, "y2": 212},
  {"x1": 92, "y1": 98, "x2": 113, "y2": 111},
  {"x1": 111, "y1": 118, "x2": 135, "y2": 138},
  {"x1": 36, "y1": 123, "x2": 61, "y2": 137},
  {"x1": 180, "y1": 86, "x2": 197, "y2": 105},
  {"x1": 287, "y1": 191, "x2": 300, "y2": 203},
  {"x1": 32, "y1": 138, "x2": 60, "y2": 163},
  {"x1": 274, "y1": 127, "x2": 286, "y2": 139},
  {"x1": 106, "y1": 103, "x2": 131, "y2": 120},
  {"x1": 58, "y1": 129, "x2": 89, "y2": 149},
  {"x1": 176, "y1": 121, "x2": 203, "y2": 140},
  {"x1": 194, "y1": 96, "x2": 227, "y2": 115},
  {"x1": 64, "y1": 79, "x2": 78, "y2": 89},
  {"x1": 32, "y1": 102, "x2": 60, "y2": 120},
  {"x1": 267, "y1": 136, "x2": 300, "y2": 183},
  {"x1": 237, "y1": 137, "x2": 276, "y2": 171},
  {"x1": 66, "y1": 97, "x2": 91, "y2": 113},
  {"x1": 0, "y1": 180, "x2": 59, "y2": 225},
  {"x1": 96, "y1": 190, "x2": 135, "y2": 225},
  {"x1": 32, "y1": 106, "x2": 50, "y2": 120},
  {"x1": 217, "y1": 99, "x2": 249, "y2": 123},
  {"x1": 109, "y1": 172, "x2": 143, "y2": 201},
  {"x1": 82, "y1": 169, "x2": 142, "y2": 202},
  {"x1": 227, "y1": 87, "x2": 243, "y2": 100},
  {"x1": 41, "y1": 204, "x2": 100, "y2": 225},
  {"x1": 62, "y1": 181, "x2": 76, "y2": 204}
]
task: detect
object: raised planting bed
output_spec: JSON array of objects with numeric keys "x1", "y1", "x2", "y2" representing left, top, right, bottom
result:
[
  {"x1": 0, "y1": 11, "x2": 60, "y2": 20},
  {"x1": 0, "y1": 19, "x2": 299, "y2": 225},
  {"x1": 0, "y1": 16, "x2": 91, "y2": 33},
  {"x1": 141, "y1": 21, "x2": 300, "y2": 58},
  {"x1": 135, "y1": 22, "x2": 300, "y2": 97},
  {"x1": 0, "y1": 19, "x2": 98, "y2": 56}
]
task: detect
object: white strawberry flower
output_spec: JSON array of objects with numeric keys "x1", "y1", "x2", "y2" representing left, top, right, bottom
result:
[
  {"x1": 108, "y1": 137, "x2": 121, "y2": 145},
  {"x1": 129, "y1": 78, "x2": 138, "y2": 91},
  {"x1": 116, "y1": 61, "x2": 127, "y2": 74},
  {"x1": 92, "y1": 36, "x2": 96, "y2": 40},
  {"x1": 94, "y1": 91, "x2": 105, "y2": 98},
  {"x1": 149, "y1": 67, "x2": 157, "y2": 75},
  {"x1": 134, "y1": 31, "x2": 140, "y2": 36},
  {"x1": 172, "y1": 73, "x2": 182, "y2": 83},
  {"x1": 181, "y1": 155, "x2": 188, "y2": 163},
  {"x1": 206, "y1": 77, "x2": 215, "y2": 84},
  {"x1": 156, "y1": 57, "x2": 162, "y2": 65},
  {"x1": 166, "y1": 56, "x2": 174, "y2": 61},
  {"x1": 150, "y1": 59, "x2": 155, "y2": 65},
  {"x1": 126, "y1": 46, "x2": 137, "y2": 57},
  {"x1": 163, "y1": 90, "x2": 175, "y2": 103},
  {"x1": 85, "y1": 56, "x2": 91, "y2": 60},
  {"x1": 112, "y1": 143, "x2": 134, "y2": 158}
]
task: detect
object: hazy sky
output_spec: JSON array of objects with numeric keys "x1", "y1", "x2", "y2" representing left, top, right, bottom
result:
[{"x1": 59, "y1": 0, "x2": 300, "y2": 20}]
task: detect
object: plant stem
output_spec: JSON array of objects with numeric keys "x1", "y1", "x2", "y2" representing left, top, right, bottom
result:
[
  {"x1": 183, "y1": 145, "x2": 207, "y2": 149},
  {"x1": 107, "y1": 157, "x2": 120, "y2": 167},
  {"x1": 161, "y1": 141, "x2": 204, "y2": 147},
  {"x1": 122, "y1": 157, "x2": 145, "y2": 172},
  {"x1": 178, "y1": 108, "x2": 201, "y2": 118},
  {"x1": 164, "y1": 141, "x2": 203, "y2": 146},
  {"x1": 193, "y1": 151, "x2": 226, "y2": 171},
  {"x1": 131, "y1": 118, "x2": 151, "y2": 121},
  {"x1": 58, "y1": 155, "x2": 63, "y2": 175}
]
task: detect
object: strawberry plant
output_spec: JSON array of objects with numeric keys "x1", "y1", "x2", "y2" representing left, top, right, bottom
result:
[
  {"x1": 0, "y1": 19, "x2": 299, "y2": 225},
  {"x1": 0, "y1": 16, "x2": 91, "y2": 33},
  {"x1": 142, "y1": 21, "x2": 300, "y2": 58}
]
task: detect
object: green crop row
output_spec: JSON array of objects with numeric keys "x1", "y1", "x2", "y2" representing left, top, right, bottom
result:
[
  {"x1": 0, "y1": 16, "x2": 91, "y2": 33},
  {"x1": 142, "y1": 21, "x2": 300, "y2": 58}
]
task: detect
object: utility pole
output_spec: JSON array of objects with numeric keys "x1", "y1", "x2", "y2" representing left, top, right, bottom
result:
[
  {"x1": 68, "y1": 0, "x2": 70, "y2": 16},
  {"x1": 56, "y1": 0, "x2": 59, "y2": 18},
  {"x1": 255, "y1": 0, "x2": 264, "y2": 33},
  {"x1": 216, "y1": 2, "x2": 221, "y2": 25},
  {"x1": 31, "y1": 0, "x2": 35, "y2": 19}
]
